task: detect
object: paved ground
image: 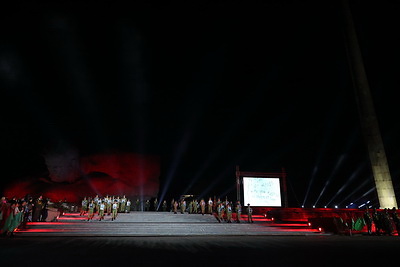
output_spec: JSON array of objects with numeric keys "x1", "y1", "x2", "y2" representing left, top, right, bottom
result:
[
  {"x1": 14, "y1": 212, "x2": 321, "y2": 236},
  {"x1": 1, "y1": 235, "x2": 399, "y2": 266},
  {"x1": 1, "y1": 212, "x2": 399, "y2": 266}
]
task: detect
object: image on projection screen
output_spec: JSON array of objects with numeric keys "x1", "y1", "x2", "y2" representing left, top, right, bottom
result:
[{"x1": 243, "y1": 177, "x2": 282, "y2": 207}]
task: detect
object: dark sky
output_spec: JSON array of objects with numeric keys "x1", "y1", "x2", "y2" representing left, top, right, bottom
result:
[{"x1": 1, "y1": 0, "x2": 400, "y2": 207}]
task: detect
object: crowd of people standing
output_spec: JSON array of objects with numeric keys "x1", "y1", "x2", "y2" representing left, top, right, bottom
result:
[
  {"x1": 363, "y1": 207, "x2": 400, "y2": 236},
  {"x1": 0, "y1": 195, "x2": 57, "y2": 237}
]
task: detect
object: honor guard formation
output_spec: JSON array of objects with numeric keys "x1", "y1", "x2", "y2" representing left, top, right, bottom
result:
[{"x1": 78, "y1": 195, "x2": 251, "y2": 224}]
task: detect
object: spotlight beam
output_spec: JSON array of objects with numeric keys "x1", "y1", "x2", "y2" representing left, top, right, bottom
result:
[
  {"x1": 313, "y1": 154, "x2": 346, "y2": 207},
  {"x1": 325, "y1": 163, "x2": 366, "y2": 207},
  {"x1": 338, "y1": 177, "x2": 371, "y2": 206}
]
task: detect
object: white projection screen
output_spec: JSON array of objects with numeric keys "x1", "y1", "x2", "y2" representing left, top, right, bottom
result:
[{"x1": 243, "y1": 177, "x2": 282, "y2": 207}]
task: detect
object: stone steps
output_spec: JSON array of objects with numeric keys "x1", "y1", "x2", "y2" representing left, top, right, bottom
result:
[{"x1": 16, "y1": 212, "x2": 323, "y2": 236}]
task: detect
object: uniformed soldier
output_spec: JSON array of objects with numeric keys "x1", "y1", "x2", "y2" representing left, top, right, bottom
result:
[
  {"x1": 153, "y1": 198, "x2": 158, "y2": 211},
  {"x1": 170, "y1": 199, "x2": 175, "y2": 212},
  {"x1": 220, "y1": 202, "x2": 225, "y2": 221},
  {"x1": 216, "y1": 203, "x2": 223, "y2": 223},
  {"x1": 106, "y1": 196, "x2": 112, "y2": 215},
  {"x1": 98, "y1": 201, "x2": 105, "y2": 221},
  {"x1": 162, "y1": 200, "x2": 168, "y2": 212},
  {"x1": 247, "y1": 204, "x2": 253, "y2": 223},
  {"x1": 111, "y1": 200, "x2": 118, "y2": 221},
  {"x1": 188, "y1": 200, "x2": 193, "y2": 214},
  {"x1": 80, "y1": 197, "x2": 88, "y2": 216},
  {"x1": 145, "y1": 200, "x2": 150, "y2": 211},
  {"x1": 115, "y1": 196, "x2": 121, "y2": 212},
  {"x1": 93, "y1": 195, "x2": 99, "y2": 213},
  {"x1": 207, "y1": 197, "x2": 213, "y2": 214},
  {"x1": 135, "y1": 199, "x2": 140, "y2": 211},
  {"x1": 235, "y1": 201, "x2": 242, "y2": 223},
  {"x1": 226, "y1": 203, "x2": 233, "y2": 223},
  {"x1": 120, "y1": 195, "x2": 126, "y2": 213},
  {"x1": 87, "y1": 200, "x2": 95, "y2": 221},
  {"x1": 96, "y1": 197, "x2": 102, "y2": 215},
  {"x1": 180, "y1": 199, "x2": 186, "y2": 214},
  {"x1": 125, "y1": 199, "x2": 131, "y2": 213},
  {"x1": 200, "y1": 199, "x2": 206, "y2": 215},
  {"x1": 193, "y1": 200, "x2": 199, "y2": 214}
]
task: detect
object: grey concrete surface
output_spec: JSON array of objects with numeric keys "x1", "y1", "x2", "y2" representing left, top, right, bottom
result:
[{"x1": 2, "y1": 212, "x2": 399, "y2": 266}]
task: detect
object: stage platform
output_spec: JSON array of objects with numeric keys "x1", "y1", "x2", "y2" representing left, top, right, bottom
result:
[{"x1": 16, "y1": 211, "x2": 323, "y2": 237}]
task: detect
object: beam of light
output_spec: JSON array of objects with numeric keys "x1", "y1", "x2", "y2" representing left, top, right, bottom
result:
[
  {"x1": 313, "y1": 154, "x2": 346, "y2": 207},
  {"x1": 182, "y1": 74, "x2": 287, "y2": 195},
  {"x1": 353, "y1": 187, "x2": 376, "y2": 203},
  {"x1": 302, "y1": 95, "x2": 343, "y2": 207},
  {"x1": 302, "y1": 165, "x2": 318, "y2": 208},
  {"x1": 312, "y1": 125, "x2": 360, "y2": 207},
  {"x1": 157, "y1": 131, "x2": 191, "y2": 210},
  {"x1": 338, "y1": 177, "x2": 372, "y2": 206},
  {"x1": 181, "y1": 135, "x2": 232, "y2": 195},
  {"x1": 325, "y1": 162, "x2": 366, "y2": 207},
  {"x1": 198, "y1": 165, "x2": 234, "y2": 200},
  {"x1": 218, "y1": 184, "x2": 236, "y2": 200}
]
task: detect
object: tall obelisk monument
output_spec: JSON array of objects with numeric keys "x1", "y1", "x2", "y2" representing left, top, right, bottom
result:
[{"x1": 342, "y1": 0, "x2": 397, "y2": 208}]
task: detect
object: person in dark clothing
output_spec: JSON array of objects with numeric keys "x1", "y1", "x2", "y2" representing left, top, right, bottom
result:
[
  {"x1": 363, "y1": 208, "x2": 373, "y2": 235},
  {"x1": 32, "y1": 196, "x2": 44, "y2": 222},
  {"x1": 391, "y1": 207, "x2": 400, "y2": 235},
  {"x1": 41, "y1": 198, "x2": 49, "y2": 222}
]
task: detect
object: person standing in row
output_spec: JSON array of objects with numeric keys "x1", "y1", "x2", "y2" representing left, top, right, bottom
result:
[
  {"x1": 98, "y1": 201, "x2": 105, "y2": 221},
  {"x1": 87, "y1": 200, "x2": 95, "y2": 221},
  {"x1": 126, "y1": 199, "x2": 131, "y2": 213},
  {"x1": 145, "y1": 200, "x2": 150, "y2": 211},
  {"x1": 80, "y1": 197, "x2": 87, "y2": 216},
  {"x1": 120, "y1": 195, "x2": 126, "y2": 213},
  {"x1": 363, "y1": 208, "x2": 373, "y2": 235},
  {"x1": 207, "y1": 197, "x2": 213, "y2": 214},
  {"x1": 111, "y1": 200, "x2": 118, "y2": 221},
  {"x1": 162, "y1": 200, "x2": 168, "y2": 211},
  {"x1": 193, "y1": 199, "x2": 198, "y2": 214},
  {"x1": 247, "y1": 204, "x2": 253, "y2": 223},
  {"x1": 235, "y1": 201, "x2": 242, "y2": 223},
  {"x1": 216, "y1": 203, "x2": 223, "y2": 223},
  {"x1": 391, "y1": 207, "x2": 400, "y2": 235},
  {"x1": 180, "y1": 199, "x2": 186, "y2": 214},
  {"x1": 106, "y1": 197, "x2": 112, "y2": 215},
  {"x1": 153, "y1": 198, "x2": 158, "y2": 211},
  {"x1": 226, "y1": 203, "x2": 233, "y2": 223},
  {"x1": 200, "y1": 199, "x2": 206, "y2": 215},
  {"x1": 32, "y1": 195, "x2": 44, "y2": 222}
]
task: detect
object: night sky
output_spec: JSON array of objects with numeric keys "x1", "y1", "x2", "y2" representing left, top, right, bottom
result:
[{"x1": 1, "y1": 0, "x2": 400, "y2": 207}]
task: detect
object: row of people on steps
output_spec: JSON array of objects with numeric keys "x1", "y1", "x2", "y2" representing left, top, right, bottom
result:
[{"x1": 79, "y1": 195, "x2": 254, "y2": 223}]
